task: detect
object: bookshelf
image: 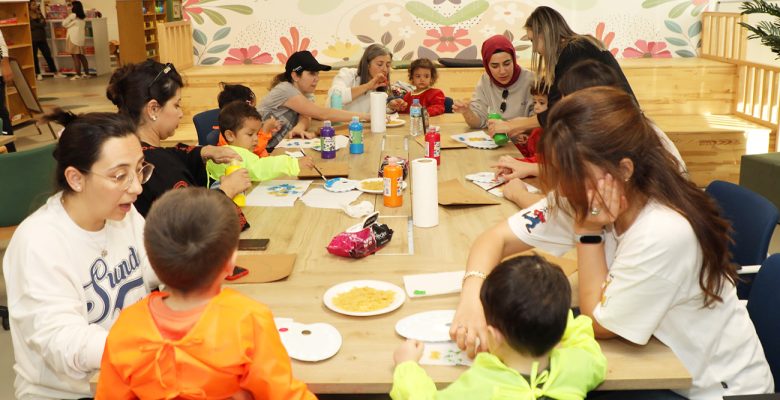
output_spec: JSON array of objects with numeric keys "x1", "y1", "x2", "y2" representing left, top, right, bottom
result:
[
  {"x1": 116, "y1": 0, "x2": 166, "y2": 65},
  {"x1": 0, "y1": 1, "x2": 36, "y2": 127},
  {"x1": 42, "y1": 17, "x2": 110, "y2": 75}
]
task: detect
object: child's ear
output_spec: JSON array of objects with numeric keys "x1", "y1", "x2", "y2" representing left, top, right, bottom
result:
[
  {"x1": 223, "y1": 249, "x2": 238, "y2": 277},
  {"x1": 486, "y1": 325, "x2": 505, "y2": 350},
  {"x1": 224, "y1": 130, "x2": 237, "y2": 143}
]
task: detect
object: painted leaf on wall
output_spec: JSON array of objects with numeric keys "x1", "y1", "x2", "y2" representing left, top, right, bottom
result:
[
  {"x1": 193, "y1": 29, "x2": 207, "y2": 46},
  {"x1": 692, "y1": 3, "x2": 707, "y2": 16},
  {"x1": 381, "y1": 32, "x2": 392, "y2": 46},
  {"x1": 455, "y1": 45, "x2": 477, "y2": 59},
  {"x1": 676, "y1": 49, "x2": 695, "y2": 57},
  {"x1": 217, "y1": 5, "x2": 253, "y2": 15},
  {"x1": 406, "y1": 0, "x2": 488, "y2": 25},
  {"x1": 446, "y1": 1, "x2": 488, "y2": 25},
  {"x1": 202, "y1": 9, "x2": 227, "y2": 25},
  {"x1": 406, "y1": 2, "x2": 449, "y2": 25},
  {"x1": 642, "y1": 0, "x2": 677, "y2": 8},
  {"x1": 666, "y1": 37, "x2": 688, "y2": 46},
  {"x1": 668, "y1": 2, "x2": 690, "y2": 18},
  {"x1": 688, "y1": 21, "x2": 702, "y2": 37},
  {"x1": 357, "y1": 35, "x2": 374, "y2": 44},
  {"x1": 298, "y1": 0, "x2": 344, "y2": 15},
  {"x1": 394, "y1": 40, "x2": 405, "y2": 53},
  {"x1": 213, "y1": 27, "x2": 231, "y2": 41},
  {"x1": 194, "y1": 47, "x2": 199, "y2": 56},
  {"x1": 208, "y1": 44, "x2": 231, "y2": 54},
  {"x1": 402, "y1": 51, "x2": 414, "y2": 61},
  {"x1": 503, "y1": 30, "x2": 513, "y2": 41},
  {"x1": 417, "y1": 46, "x2": 439, "y2": 60},
  {"x1": 665, "y1": 20, "x2": 683, "y2": 34},
  {"x1": 189, "y1": 12, "x2": 204, "y2": 25},
  {"x1": 201, "y1": 57, "x2": 221, "y2": 65}
]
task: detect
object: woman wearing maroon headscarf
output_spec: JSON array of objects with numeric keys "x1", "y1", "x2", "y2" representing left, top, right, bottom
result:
[{"x1": 452, "y1": 35, "x2": 535, "y2": 129}]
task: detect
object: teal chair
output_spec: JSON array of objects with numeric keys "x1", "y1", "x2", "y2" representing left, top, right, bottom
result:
[{"x1": 0, "y1": 143, "x2": 56, "y2": 227}]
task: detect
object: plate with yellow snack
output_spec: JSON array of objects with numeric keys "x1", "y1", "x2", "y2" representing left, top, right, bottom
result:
[
  {"x1": 323, "y1": 280, "x2": 406, "y2": 317},
  {"x1": 358, "y1": 177, "x2": 407, "y2": 194}
]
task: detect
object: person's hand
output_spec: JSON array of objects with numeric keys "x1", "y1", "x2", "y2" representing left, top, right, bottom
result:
[
  {"x1": 202, "y1": 145, "x2": 242, "y2": 164},
  {"x1": 487, "y1": 119, "x2": 511, "y2": 138},
  {"x1": 450, "y1": 295, "x2": 489, "y2": 358},
  {"x1": 297, "y1": 156, "x2": 314, "y2": 170},
  {"x1": 393, "y1": 339, "x2": 424, "y2": 366},
  {"x1": 1, "y1": 59, "x2": 13, "y2": 85},
  {"x1": 288, "y1": 127, "x2": 316, "y2": 139},
  {"x1": 367, "y1": 73, "x2": 388, "y2": 91},
  {"x1": 387, "y1": 98, "x2": 407, "y2": 112},
  {"x1": 360, "y1": 112, "x2": 371, "y2": 122},
  {"x1": 262, "y1": 116, "x2": 281, "y2": 135},
  {"x1": 514, "y1": 133, "x2": 529, "y2": 145},
  {"x1": 219, "y1": 168, "x2": 251, "y2": 199},
  {"x1": 576, "y1": 173, "x2": 628, "y2": 233},
  {"x1": 501, "y1": 178, "x2": 529, "y2": 204},
  {"x1": 452, "y1": 98, "x2": 471, "y2": 114},
  {"x1": 493, "y1": 155, "x2": 536, "y2": 181}
]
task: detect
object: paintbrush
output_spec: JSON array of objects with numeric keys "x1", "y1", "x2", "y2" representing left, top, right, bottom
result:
[{"x1": 299, "y1": 147, "x2": 328, "y2": 182}]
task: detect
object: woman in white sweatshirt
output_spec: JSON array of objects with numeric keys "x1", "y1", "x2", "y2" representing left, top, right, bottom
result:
[
  {"x1": 2, "y1": 109, "x2": 158, "y2": 399},
  {"x1": 62, "y1": 1, "x2": 89, "y2": 80},
  {"x1": 327, "y1": 43, "x2": 392, "y2": 113}
]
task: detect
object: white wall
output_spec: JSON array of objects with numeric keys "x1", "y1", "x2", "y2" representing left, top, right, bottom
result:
[{"x1": 80, "y1": 0, "x2": 117, "y2": 41}]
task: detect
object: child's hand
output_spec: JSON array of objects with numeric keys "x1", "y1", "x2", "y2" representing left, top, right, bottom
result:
[
  {"x1": 297, "y1": 156, "x2": 315, "y2": 170},
  {"x1": 388, "y1": 98, "x2": 407, "y2": 112},
  {"x1": 487, "y1": 119, "x2": 511, "y2": 138},
  {"x1": 393, "y1": 339, "x2": 424, "y2": 366},
  {"x1": 501, "y1": 178, "x2": 529, "y2": 204},
  {"x1": 451, "y1": 98, "x2": 471, "y2": 114},
  {"x1": 493, "y1": 155, "x2": 537, "y2": 180},
  {"x1": 288, "y1": 127, "x2": 316, "y2": 139},
  {"x1": 262, "y1": 116, "x2": 281, "y2": 135},
  {"x1": 514, "y1": 133, "x2": 529, "y2": 145}
]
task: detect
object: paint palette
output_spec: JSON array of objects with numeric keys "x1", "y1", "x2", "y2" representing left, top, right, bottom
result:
[
  {"x1": 395, "y1": 310, "x2": 455, "y2": 342},
  {"x1": 323, "y1": 280, "x2": 406, "y2": 317},
  {"x1": 324, "y1": 177, "x2": 358, "y2": 193},
  {"x1": 451, "y1": 131, "x2": 499, "y2": 150},
  {"x1": 274, "y1": 318, "x2": 342, "y2": 362}
]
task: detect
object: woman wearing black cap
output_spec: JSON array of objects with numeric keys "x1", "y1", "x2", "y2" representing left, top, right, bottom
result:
[{"x1": 258, "y1": 50, "x2": 370, "y2": 153}]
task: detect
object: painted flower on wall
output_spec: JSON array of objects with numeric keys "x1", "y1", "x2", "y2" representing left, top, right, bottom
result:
[
  {"x1": 223, "y1": 46, "x2": 273, "y2": 65},
  {"x1": 493, "y1": 3, "x2": 522, "y2": 25},
  {"x1": 182, "y1": 0, "x2": 203, "y2": 21},
  {"x1": 398, "y1": 26, "x2": 416, "y2": 39},
  {"x1": 369, "y1": 5, "x2": 403, "y2": 27},
  {"x1": 480, "y1": 26, "x2": 496, "y2": 38},
  {"x1": 423, "y1": 26, "x2": 471, "y2": 53},
  {"x1": 595, "y1": 22, "x2": 619, "y2": 56},
  {"x1": 623, "y1": 40, "x2": 673, "y2": 58},
  {"x1": 323, "y1": 41, "x2": 362, "y2": 61},
  {"x1": 277, "y1": 27, "x2": 318, "y2": 64}
]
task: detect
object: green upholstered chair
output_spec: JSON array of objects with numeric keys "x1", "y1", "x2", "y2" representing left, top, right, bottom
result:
[{"x1": 0, "y1": 143, "x2": 56, "y2": 227}]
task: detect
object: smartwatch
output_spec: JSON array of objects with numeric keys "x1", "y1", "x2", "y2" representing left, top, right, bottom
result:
[{"x1": 575, "y1": 232, "x2": 605, "y2": 244}]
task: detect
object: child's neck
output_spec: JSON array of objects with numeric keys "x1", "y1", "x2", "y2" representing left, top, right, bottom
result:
[
  {"x1": 163, "y1": 284, "x2": 222, "y2": 312},
  {"x1": 412, "y1": 87, "x2": 430, "y2": 94},
  {"x1": 493, "y1": 345, "x2": 551, "y2": 377}
]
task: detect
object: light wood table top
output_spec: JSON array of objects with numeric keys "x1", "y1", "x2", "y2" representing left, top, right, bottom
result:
[
  {"x1": 235, "y1": 114, "x2": 692, "y2": 393},
  {"x1": 0, "y1": 134, "x2": 15, "y2": 147}
]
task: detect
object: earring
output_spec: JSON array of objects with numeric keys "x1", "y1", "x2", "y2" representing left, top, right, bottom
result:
[{"x1": 152, "y1": 115, "x2": 158, "y2": 121}]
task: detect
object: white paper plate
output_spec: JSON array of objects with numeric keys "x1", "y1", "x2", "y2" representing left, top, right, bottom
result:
[
  {"x1": 323, "y1": 280, "x2": 406, "y2": 317},
  {"x1": 395, "y1": 310, "x2": 456, "y2": 342},
  {"x1": 452, "y1": 132, "x2": 499, "y2": 150},
  {"x1": 357, "y1": 177, "x2": 407, "y2": 194},
  {"x1": 465, "y1": 171, "x2": 501, "y2": 184},
  {"x1": 275, "y1": 318, "x2": 342, "y2": 362},
  {"x1": 324, "y1": 177, "x2": 358, "y2": 193},
  {"x1": 312, "y1": 135, "x2": 349, "y2": 151},
  {"x1": 386, "y1": 119, "x2": 406, "y2": 128}
]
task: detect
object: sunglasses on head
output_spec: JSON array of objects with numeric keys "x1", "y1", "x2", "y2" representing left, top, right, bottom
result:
[
  {"x1": 147, "y1": 62, "x2": 175, "y2": 97},
  {"x1": 500, "y1": 89, "x2": 509, "y2": 113}
]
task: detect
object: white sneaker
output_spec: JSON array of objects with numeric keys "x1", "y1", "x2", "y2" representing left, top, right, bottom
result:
[
  {"x1": 69, "y1": 75, "x2": 81, "y2": 81},
  {"x1": 53, "y1": 73, "x2": 65, "y2": 78},
  {"x1": 36, "y1": 74, "x2": 43, "y2": 81}
]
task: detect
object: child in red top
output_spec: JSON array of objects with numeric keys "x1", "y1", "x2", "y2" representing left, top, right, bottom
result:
[
  {"x1": 389, "y1": 58, "x2": 446, "y2": 116},
  {"x1": 513, "y1": 84, "x2": 547, "y2": 161},
  {"x1": 215, "y1": 83, "x2": 280, "y2": 157}
]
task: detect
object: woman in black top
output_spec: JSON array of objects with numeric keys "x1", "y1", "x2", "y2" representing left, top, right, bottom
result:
[
  {"x1": 30, "y1": 5, "x2": 61, "y2": 80},
  {"x1": 490, "y1": 6, "x2": 634, "y2": 135}
]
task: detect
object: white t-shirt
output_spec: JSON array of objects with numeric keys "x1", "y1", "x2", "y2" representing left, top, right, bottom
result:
[
  {"x1": 507, "y1": 198, "x2": 773, "y2": 399},
  {"x1": 62, "y1": 14, "x2": 86, "y2": 46},
  {"x1": 327, "y1": 68, "x2": 371, "y2": 113},
  {"x1": 2, "y1": 192, "x2": 158, "y2": 399}
]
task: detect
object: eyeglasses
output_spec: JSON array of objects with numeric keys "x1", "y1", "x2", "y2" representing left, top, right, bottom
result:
[
  {"x1": 147, "y1": 62, "x2": 175, "y2": 97},
  {"x1": 85, "y1": 162, "x2": 155, "y2": 190},
  {"x1": 500, "y1": 89, "x2": 509, "y2": 113}
]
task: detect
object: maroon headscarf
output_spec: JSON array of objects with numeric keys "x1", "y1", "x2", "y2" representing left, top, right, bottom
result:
[{"x1": 481, "y1": 35, "x2": 521, "y2": 88}]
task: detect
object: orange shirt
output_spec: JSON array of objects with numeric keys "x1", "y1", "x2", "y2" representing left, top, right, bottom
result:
[
  {"x1": 96, "y1": 289, "x2": 316, "y2": 400},
  {"x1": 148, "y1": 293, "x2": 207, "y2": 341},
  {"x1": 217, "y1": 130, "x2": 272, "y2": 158}
]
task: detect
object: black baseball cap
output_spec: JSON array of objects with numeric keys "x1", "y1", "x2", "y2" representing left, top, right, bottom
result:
[{"x1": 286, "y1": 51, "x2": 332, "y2": 74}]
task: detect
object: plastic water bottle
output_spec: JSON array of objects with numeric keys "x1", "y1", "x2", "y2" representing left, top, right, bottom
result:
[
  {"x1": 225, "y1": 160, "x2": 246, "y2": 207},
  {"x1": 410, "y1": 99, "x2": 423, "y2": 137},
  {"x1": 320, "y1": 120, "x2": 336, "y2": 159},
  {"x1": 331, "y1": 91, "x2": 342, "y2": 110},
  {"x1": 349, "y1": 116, "x2": 363, "y2": 154}
]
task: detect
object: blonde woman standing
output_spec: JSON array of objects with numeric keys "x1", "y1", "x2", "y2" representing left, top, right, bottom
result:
[
  {"x1": 490, "y1": 6, "x2": 633, "y2": 136},
  {"x1": 63, "y1": 0, "x2": 89, "y2": 80}
]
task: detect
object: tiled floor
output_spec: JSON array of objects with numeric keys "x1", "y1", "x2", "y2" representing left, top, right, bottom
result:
[{"x1": 1, "y1": 75, "x2": 779, "y2": 399}]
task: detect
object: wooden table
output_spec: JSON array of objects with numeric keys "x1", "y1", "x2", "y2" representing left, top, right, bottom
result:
[
  {"x1": 231, "y1": 114, "x2": 692, "y2": 393},
  {"x1": 0, "y1": 134, "x2": 15, "y2": 147}
]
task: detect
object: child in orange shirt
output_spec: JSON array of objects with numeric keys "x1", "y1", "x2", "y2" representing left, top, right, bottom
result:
[
  {"x1": 388, "y1": 58, "x2": 446, "y2": 116},
  {"x1": 96, "y1": 188, "x2": 317, "y2": 400},
  {"x1": 215, "y1": 83, "x2": 280, "y2": 157}
]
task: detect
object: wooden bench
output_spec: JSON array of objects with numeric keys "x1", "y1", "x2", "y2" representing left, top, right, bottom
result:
[{"x1": 0, "y1": 135, "x2": 15, "y2": 147}]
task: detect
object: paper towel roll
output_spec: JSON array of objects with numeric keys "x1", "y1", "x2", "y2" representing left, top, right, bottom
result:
[
  {"x1": 370, "y1": 92, "x2": 387, "y2": 133},
  {"x1": 411, "y1": 158, "x2": 438, "y2": 228}
]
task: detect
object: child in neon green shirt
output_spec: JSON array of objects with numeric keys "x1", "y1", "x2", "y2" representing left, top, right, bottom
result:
[
  {"x1": 391, "y1": 254, "x2": 607, "y2": 400},
  {"x1": 206, "y1": 101, "x2": 312, "y2": 183}
]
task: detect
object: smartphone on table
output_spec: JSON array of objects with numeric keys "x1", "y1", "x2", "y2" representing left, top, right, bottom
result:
[{"x1": 238, "y1": 238, "x2": 270, "y2": 251}]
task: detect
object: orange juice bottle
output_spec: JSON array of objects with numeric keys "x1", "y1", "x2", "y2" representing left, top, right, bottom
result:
[
  {"x1": 383, "y1": 163, "x2": 403, "y2": 207},
  {"x1": 225, "y1": 161, "x2": 246, "y2": 207}
]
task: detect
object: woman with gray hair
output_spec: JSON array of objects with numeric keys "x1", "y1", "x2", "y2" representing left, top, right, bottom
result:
[{"x1": 327, "y1": 44, "x2": 392, "y2": 113}]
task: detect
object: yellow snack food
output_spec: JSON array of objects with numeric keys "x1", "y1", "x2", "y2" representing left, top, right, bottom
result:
[
  {"x1": 333, "y1": 286, "x2": 396, "y2": 312},
  {"x1": 361, "y1": 179, "x2": 384, "y2": 191}
]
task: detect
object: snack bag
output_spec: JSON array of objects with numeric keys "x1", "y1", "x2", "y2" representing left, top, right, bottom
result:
[
  {"x1": 378, "y1": 156, "x2": 409, "y2": 179},
  {"x1": 327, "y1": 212, "x2": 394, "y2": 258}
]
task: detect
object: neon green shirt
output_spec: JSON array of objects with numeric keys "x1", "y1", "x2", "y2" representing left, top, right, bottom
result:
[
  {"x1": 206, "y1": 145, "x2": 300, "y2": 183},
  {"x1": 390, "y1": 313, "x2": 606, "y2": 400}
]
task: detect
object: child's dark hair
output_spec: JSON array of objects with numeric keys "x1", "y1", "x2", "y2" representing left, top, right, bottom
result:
[
  {"x1": 408, "y1": 58, "x2": 438, "y2": 85},
  {"x1": 530, "y1": 79, "x2": 549, "y2": 96},
  {"x1": 218, "y1": 83, "x2": 256, "y2": 109},
  {"x1": 71, "y1": 0, "x2": 85, "y2": 19},
  {"x1": 144, "y1": 187, "x2": 240, "y2": 293},
  {"x1": 106, "y1": 60, "x2": 184, "y2": 125},
  {"x1": 43, "y1": 108, "x2": 137, "y2": 194},
  {"x1": 480, "y1": 254, "x2": 571, "y2": 357},
  {"x1": 557, "y1": 60, "x2": 621, "y2": 96},
  {"x1": 219, "y1": 100, "x2": 262, "y2": 134}
]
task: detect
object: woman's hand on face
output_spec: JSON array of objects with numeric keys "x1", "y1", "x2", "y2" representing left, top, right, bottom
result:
[
  {"x1": 387, "y1": 98, "x2": 407, "y2": 112},
  {"x1": 450, "y1": 296, "x2": 489, "y2": 359},
  {"x1": 393, "y1": 340, "x2": 424, "y2": 366},
  {"x1": 578, "y1": 173, "x2": 628, "y2": 233},
  {"x1": 451, "y1": 98, "x2": 471, "y2": 114},
  {"x1": 493, "y1": 155, "x2": 534, "y2": 181},
  {"x1": 202, "y1": 145, "x2": 242, "y2": 164},
  {"x1": 219, "y1": 168, "x2": 251, "y2": 199}
]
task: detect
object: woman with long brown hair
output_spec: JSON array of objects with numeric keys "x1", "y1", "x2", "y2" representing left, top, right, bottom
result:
[
  {"x1": 451, "y1": 87, "x2": 773, "y2": 399},
  {"x1": 489, "y1": 6, "x2": 633, "y2": 137}
]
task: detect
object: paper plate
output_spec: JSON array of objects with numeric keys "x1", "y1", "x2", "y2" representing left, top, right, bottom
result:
[
  {"x1": 386, "y1": 119, "x2": 406, "y2": 128},
  {"x1": 324, "y1": 177, "x2": 358, "y2": 193},
  {"x1": 323, "y1": 280, "x2": 406, "y2": 317},
  {"x1": 312, "y1": 135, "x2": 349, "y2": 151},
  {"x1": 452, "y1": 132, "x2": 499, "y2": 150},
  {"x1": 275, "y1": 318, "x2": 342, "y2": 362},
  {"x1": 357, "y1": 177, "x2": 407, "y2": 194},
  {"x1": 395, "y1": 310, "x2": 456, "y2": 342},
  {"x1": 465, "y1": 172, "x2": 500, "y2": 184}
]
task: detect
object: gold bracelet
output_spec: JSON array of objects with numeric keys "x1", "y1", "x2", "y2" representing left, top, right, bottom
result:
[{"x1": 462, "y1": 271, "x2": 487, "y2": 285}]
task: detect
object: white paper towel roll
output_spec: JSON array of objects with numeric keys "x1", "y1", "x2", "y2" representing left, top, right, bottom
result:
[
  {"x1": 411, "y1": 158, "x2": 438, "y2": 228},
  {"x1": 370, "y1": 92, "x2": 387, "y2": 133}
]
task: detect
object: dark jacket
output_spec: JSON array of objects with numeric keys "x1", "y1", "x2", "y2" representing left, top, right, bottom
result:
[{"x1": 30, "y1": 17, "x2": 47, "y2": 42}]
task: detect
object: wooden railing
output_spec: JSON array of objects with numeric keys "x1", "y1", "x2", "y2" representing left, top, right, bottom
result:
[
  {"x1": 701, "y1": 12, "x2": 747, "y2": 62},
  {"x1": 157, "y1": 21, "x2": 193, "y2": 70}
]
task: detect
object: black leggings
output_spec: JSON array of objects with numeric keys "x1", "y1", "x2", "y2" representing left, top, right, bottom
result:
[{"x1": 32, "y1": 40, "x2": 57, "y2": 75}]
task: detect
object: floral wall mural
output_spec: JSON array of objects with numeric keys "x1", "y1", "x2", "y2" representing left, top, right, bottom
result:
[{"x1": 184, "y1": 0, "x2": 713, "y2": 66}]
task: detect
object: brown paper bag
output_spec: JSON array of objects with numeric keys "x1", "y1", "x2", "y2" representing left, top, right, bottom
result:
[
  {"x1": 414, "y1": 135, "x2": 467, "y2": 149},
  {"x1": 298, "y1": 161, "x2": 350, "y2": 178},
  {"x1": 438, "y1": 179, "x2": 500, "y2": 206},
  {"x1": 229, "y1": 254, "x2": 297, "y2": 283}
]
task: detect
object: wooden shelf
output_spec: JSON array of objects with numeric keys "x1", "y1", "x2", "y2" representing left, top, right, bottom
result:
[
  {"x1": 6, "y1": 86, "x2": 17, "y2": 95},
  {"x1": 21, "y1": 65, "x2": 33, "y2": 70},
  {"x1": 119, "y1": 0, "x2": 165, "y2": 64},
  {"x1": 11, "y1": 114, "x2": 32, "y2": 126},
  {"x1": 1, "y1": 1, "x2": 37, "y2": 126},
  {"x1": 8, "y1": 43, "x2": 30, "y2": 49},
  {"x1": 0, "y1": 22, "x2": 29, "y2": 27},
  {"x1": 145, "y1": 40, "x2": 157, "y2": 45}
]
